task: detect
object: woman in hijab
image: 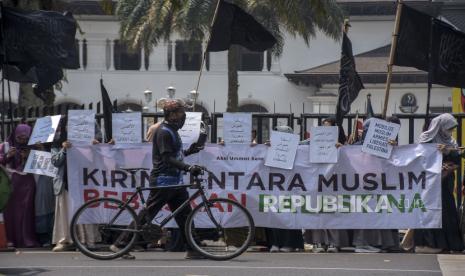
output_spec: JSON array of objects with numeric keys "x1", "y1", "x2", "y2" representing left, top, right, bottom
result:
[
  {"x1": 351, "y1": 117, "x2": 400, "y2": 253},
  {"x1": 265, "y1": 125, "x2": 305, "y2": 252},
  {"x1": 0, "y1": 124, "x2": 40, "y2": 247},
  {"x1": 304, "y1": 117, "x2": 351, "y2": 253},
  {"x1": 51, "y1": 118, "x2": 103, "y2": 251},
  {"x1": 414, "y1": 113, "x2": 464, "y2": 253}
]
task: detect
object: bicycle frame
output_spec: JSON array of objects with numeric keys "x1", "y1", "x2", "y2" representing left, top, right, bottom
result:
[{"x1": 106, "y1": 175, "x2": 222, "y2": 233}]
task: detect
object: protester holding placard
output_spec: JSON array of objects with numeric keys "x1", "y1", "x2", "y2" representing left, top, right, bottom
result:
[
  {"x1": 304, "y1": 117, "x2": 351, "y2": 253},
  {"x1": 51, "y1": 119, "x2": 102, "y2": 252},
  {"x1": 33, "y1": 142, "x2": 56, "y2": 248},
  {"x1": 263, "y1": 126, "x2": 304, "y2": 253},
  {"x1": 351, "y1": 117, "x2": 400, "y2": 253},
  {"x1": 414, "y1": 113, "x2": 464, "y2": 253},
  {"x1": 0, "y1": 124, "x2": 40, "y2": 248}
]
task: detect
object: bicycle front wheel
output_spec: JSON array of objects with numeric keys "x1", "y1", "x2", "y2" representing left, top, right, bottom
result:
[
  {"x1": 70, "y1": 197, "x2": 139, "y2": 260},
  {"x1": 185, "y1": 198, "x2": 255, "y2": 260}
]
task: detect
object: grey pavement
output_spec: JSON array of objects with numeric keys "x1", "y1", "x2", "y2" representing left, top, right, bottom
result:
[{"x1": 0, "y1": 250, "x2": 462, "y2": 276}]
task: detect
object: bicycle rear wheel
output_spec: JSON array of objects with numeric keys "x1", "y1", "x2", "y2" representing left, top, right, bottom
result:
[
  {"x1": 70, "y1": 197, "x2": 139, "y2": 260},
  {"x1": 185, "y1": 198, "x2": 255, "y2": 260}
]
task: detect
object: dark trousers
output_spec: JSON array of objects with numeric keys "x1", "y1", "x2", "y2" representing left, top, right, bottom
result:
[{"x1": 115, "y1": 187, "x2": 192, "y2": 250}]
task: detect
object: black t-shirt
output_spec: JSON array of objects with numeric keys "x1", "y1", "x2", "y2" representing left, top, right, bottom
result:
[{"x1": 151, "y1": 122, "x2": 183, "y2": 177}]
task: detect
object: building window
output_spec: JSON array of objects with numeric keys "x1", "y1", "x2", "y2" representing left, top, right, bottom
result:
[
  {"x1": 82, "y1": 39, "x2": 88, "y2": 69},
  {"x1": 237, "y1": 47, "x2": 263, "y2": 71},
  {"x1": 114, "y1": 40, "x2": 141, "y2": 70},
  {"x1": 73, "y1": 39, "x2": 80, "y2": 69},
  {"x1": 175, "y1": 40, "x2": 202, "y2": 71}
]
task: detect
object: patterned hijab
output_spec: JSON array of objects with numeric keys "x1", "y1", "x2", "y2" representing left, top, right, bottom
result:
[{"x1": 418, "y1": 113, "x2": 458, "y2": 147}]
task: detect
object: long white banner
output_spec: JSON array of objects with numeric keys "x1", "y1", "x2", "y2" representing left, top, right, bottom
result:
[{"x1": 67, "y1": 143, "x2": 442, "y2": 229}]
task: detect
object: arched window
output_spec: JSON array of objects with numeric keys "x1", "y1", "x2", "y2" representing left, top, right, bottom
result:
[
  {"x1": 117, "y1": 102, "x2": 143, "y2": 112},
  {"x1": 54, "y1": 102, "x2": 83, "y2": 115},
  {"x1": 187, "y1": 104, "x2": 210, "y2": 124},
  {"x1": 238, "y1": 103, "x2": 269, "y2": 143}
]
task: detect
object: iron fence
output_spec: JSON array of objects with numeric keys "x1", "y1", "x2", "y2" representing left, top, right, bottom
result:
[{"x1": 0, "y1": 106, "x2": 463, "y2": 208}]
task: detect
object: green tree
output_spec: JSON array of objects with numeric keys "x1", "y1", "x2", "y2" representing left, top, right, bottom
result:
[{"x1": 117, "y1": 0, "x2": 344, "y2": 112}]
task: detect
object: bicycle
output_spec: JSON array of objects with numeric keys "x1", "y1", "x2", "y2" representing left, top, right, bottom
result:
[{"x1": 70, "y1": 167, "x2": 255, "y2": 261}]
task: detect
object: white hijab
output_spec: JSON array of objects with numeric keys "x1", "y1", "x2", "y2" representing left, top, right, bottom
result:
[{"x1": 418, "y1": 113, "x2": 458, "y2": 147}]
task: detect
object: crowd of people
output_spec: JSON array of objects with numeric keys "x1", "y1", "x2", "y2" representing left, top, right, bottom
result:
[{"x1": 0, "y1": 107, "x2": 464, "y2": 256}]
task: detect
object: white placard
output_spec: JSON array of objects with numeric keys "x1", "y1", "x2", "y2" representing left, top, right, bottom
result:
[
  {"x1": 310, "y1": 126, "x2": 339, "y2": 163},
  {"x1": 23, "y1": 150, "x2": 58, "y2": 177},
  {"x1": 28, "y1": 115, "x2": 62, "y2": 145},
  {"x1": 179, "y1": 112, "x2": 202, "y2": 145},
  {"x1": 223, "y1": 113, "x2": 252, "y2": 144},
  {"x1": 362, "y1": 118, "x2": 400, "y2": 159},
  {"x1": 264, "y1": 131, "x2": 300, "y2": 169},
  {"x1": 67, "y1": 110, "x2": 96, "y2": 144},
  {"x1": 112, "y1": 112, "x2": 142, "y2": 144}
]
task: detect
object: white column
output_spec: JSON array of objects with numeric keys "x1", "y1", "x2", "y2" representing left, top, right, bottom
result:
[
  {"x1": 109, "y1": 40, "x2": 115, "y2": 71},
  {"x1": 270, "y1": 55, "x2": 280, "y2": 73},
  {"x1": 148, "y1": 43, "x2": 169, "y2": 71},
  {"x1": 85, "y1": 38, "x2": 107, "y2": 71},
  {"x1": 262, "y1": 51, "x2": 268, "y2": 72},
  {"x1": 78, "y1": 39, "x2": 84, "y2": 70},
  {"x1": 140, "y1": 47, "x2": 145, "y2": 71},
  {"x1": 208, "y1": 52, "x2": 227, "y2": 72},
  {"x1": 170, "y1": 41, "x2": 176, "y2": 71}
]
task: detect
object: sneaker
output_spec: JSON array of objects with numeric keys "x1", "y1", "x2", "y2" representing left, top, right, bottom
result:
[
  {"x1": 279, "y1": 247, "x2": 294, "y2": 253},
  {"x1": 312, "y1": 244, "x2": 325, "y2": 253},
  {"x1": 227, "y1": 245, "x2": 239, "y2": 252},
  {"x1": 326, "y1": 244, "x2": 339, "y2": 253},
  {"x1": 355, "y1": 245, "x2": 381, "y2": 253},
  {"x1": 52, "y1": 243, "x2": 73, "y2": 252},
  {"x1": 109, "y1": 244, "x2": 135, "y2": 260},
  {"x1": 269, "y1": 245, "x2": 279, "y2": 253},
  {"x1": 185, "y1": 250, "x2": 206, "y2": 259},
  {"x1": 414, "y1": 246, "x2": 442, "y2": 254}
]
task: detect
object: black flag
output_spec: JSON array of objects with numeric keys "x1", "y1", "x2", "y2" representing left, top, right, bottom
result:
[
  {"x1": 394, "y1": 4, "x2": 465, "y2": 88},
  {"x1": 0, "y1": 7, "x2": 79, "y2": 96},
  {"x1": 207, "y1": 1, "x2": 276, "y2": 52},
  {"x1": 393, "y1": 5, "x2": 431, "y2": 72},
  {"x1": 100, "y1": 79, "x2": 113, "y2": 143},
  {"x1": 335, "y1": 33, "x2": 364, "y2": 126},
  {"x1": 430, "y1": 19, "x2": 465, "y2": 88}
]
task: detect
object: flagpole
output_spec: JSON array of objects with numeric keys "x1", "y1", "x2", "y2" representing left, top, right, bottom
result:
[
  {"x1": 350, "y1": 111, "x2": 359, "y2": 145},
  {"x1": 193, "y1": 0, "x2": 222, "y2": 112},
  {"x1": 424, "y1": 0, "x2": 434, "y2": 130},
  {"x1": 382, "y1": 0, "x2": 404, "y2": 119}
]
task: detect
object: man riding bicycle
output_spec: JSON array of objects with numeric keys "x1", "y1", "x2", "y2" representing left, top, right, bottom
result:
[{"x1": 111, "y1": 99, "x2": 204, "y2": 259}]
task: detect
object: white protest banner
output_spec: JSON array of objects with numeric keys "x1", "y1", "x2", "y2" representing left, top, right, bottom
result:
[
  {"x1": 68, "y1": 144, "x2": 442, "y2": 229},
  {"x1": 24, "y1": 150, "x2": 59, "y2": 177},
  {"x1": 28, "y1": 115, "x2": 62, "y2": 145},
  {"x1": 264, "y1": 131, "x2": 300, "y2": 170},
  {"x1": 67, "y1": 110, "x2": 95, "y2": 144},
  {"x1": 223, "y1": 113, "x2": 252, "y2": 144},
  {"x1": 112, "y1": 112, "x2": 142, "y2": 144},
  {"x1": 362, "y1": 118, "x2": 400, "y2": 159},
  {"x1": 310, "y1": 126, "x2": 339, "y2": 163},
  {"x1": 179, "y1": 112, "x2": 202, "y2": 146}
]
